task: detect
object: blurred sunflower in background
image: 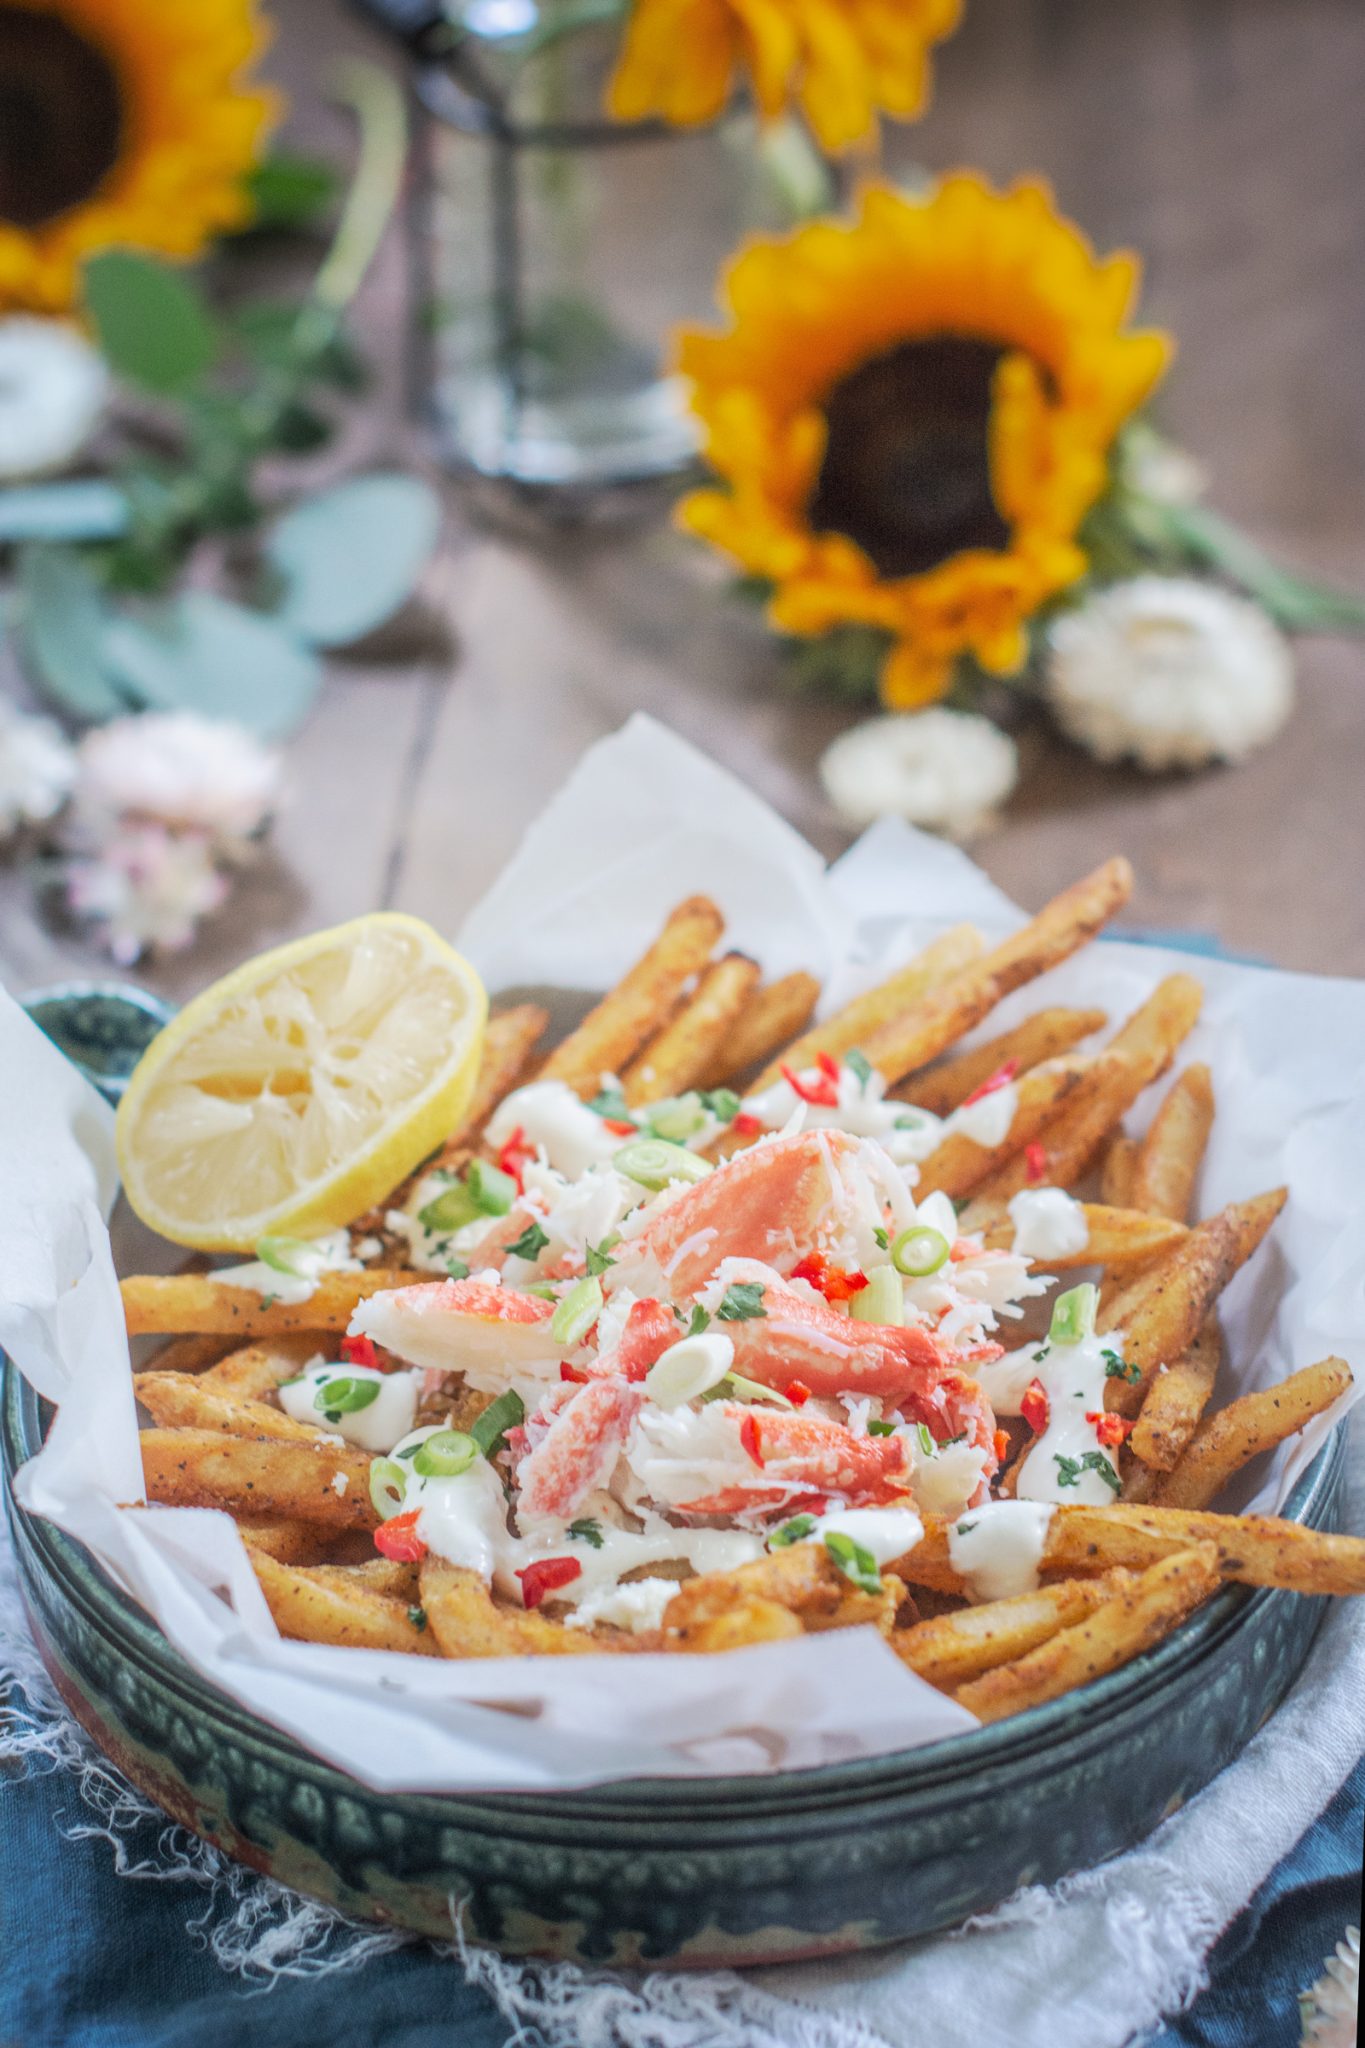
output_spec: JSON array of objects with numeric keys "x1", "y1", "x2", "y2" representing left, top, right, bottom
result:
[
  {"x1": 608, "y1": 0, "x2": 962, "y2": 153},
  {"x1": 0, "y1": 0, "x2": 278, "y2": 312},
  {"x1": 675, "y1": 175, "x2": 1172, "y2": 708}
]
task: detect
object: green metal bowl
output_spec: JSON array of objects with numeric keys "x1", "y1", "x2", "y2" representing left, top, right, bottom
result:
[{"x1": 3, "y1": 1359, "x2": 1344, "y2": 1966}]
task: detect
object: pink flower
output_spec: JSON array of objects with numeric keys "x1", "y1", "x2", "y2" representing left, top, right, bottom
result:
[{"x1": 65, "y1": 824, "x2": 229, "y2": 965}]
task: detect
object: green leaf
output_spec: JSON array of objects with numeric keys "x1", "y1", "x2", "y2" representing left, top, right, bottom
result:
[
  {"x1": 101, "y1": 592, "x2": 322, "y2": 739},
  {"x1": 245, "y1": 152, "x2": 342, "y2": 232},
  {"x1": 265, "y1": 474, "x2": 441, "y2": 648},
  {"x1": 83, "y1": 251, "x2": 219, "y2": 396},
  {"x1": 0, "y1": 482, "x2": 129, "y2": 544},
  {"x1": 1157, "y1": 503, "x2": 1365, "y2": 635},
  {"x1": 716, "y1": 1282, "x2": 767, "y2": 1323},
  {"x1": 16, "y1": 547, "x2": 126, "y2": 720}
]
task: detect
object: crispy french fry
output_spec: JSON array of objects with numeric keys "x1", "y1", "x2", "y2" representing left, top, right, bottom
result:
[
  {"x1": 954, "y1": 1547, "x2": 1219, "y2": 1722},
  {"x1": 1129, "y1": 1320, "x2": 1222, "y2": 1473},
  {"x1": 622, "y1": 952, "x2": 761, "y2": 1104},
  {"x1": 898, "y1": 1008, "x2": 1108, "y2": 1117},
  {"x1": 1149, "y1": 1357, "x2": 1353, "y2": 1509},
  {"x1": 1132, "y1": 1064, "x2": 1215, "y2": 1223},
  {"x1": 753, "y1": 925, "x2": 985, "y2": 1089},
  {"x1": 197, "y1": 1336, "x2": 325, "y2": 1399},
  {"x1": 419, "y1": 1557, "x2": 621, "y2": 1656},
  {"x1": 1098, "y1": 1189, "x2": 1287, "y2": 1416},
  {"x1": 664, "y1": 1543, "x2": 899, "y2": 1641},
  {"x1": 892, "y1": 1572, "x2": 1133, "y2": 1689},
  {"x1": 1100, "y1": 1135, "x2": 1139, "y2": 1209},
  {"x1": 121, "y1": 1269, "x2": 419, "y2": 1338},
  {"x1": 697, "y1": 971, "x2": 821, "y2": 1087},
  {"x1": 134, "y1": 1371, "x2": 336, "y2": 1444},
  {"x1": 142, "y1": 1333, "x2": 241, "y2": 1375},
  {"x1": 855, "y1": 858, "x2": 1133, "y2": 1087},
  {"x1": 981, "y1": 1203, "x2": 1187, "y2": 1272},
  {"x1": 538, "y1": 896, "x2": 725, "y2": 1098},
  {"x1": 915, "y1": 1053, "x2": 1117, "y2": 1202},
  {"x1": 674, "y1": 1601, "x2": 805, "y2": 1651},
  {"x1": 139, "y1": 1428, "x2": 375, "y2": 1528},
  {"x1": 249, "y1": 1549, "x2": 441, "y2": 1656},
  {"x1": 302, "y1": 1557, "x2": 421, "y2": 1599},
  {"x1": 235, "y1": 1516, "x2": 340, "y2": 1564}
]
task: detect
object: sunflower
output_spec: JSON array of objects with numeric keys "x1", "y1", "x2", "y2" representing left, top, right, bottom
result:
[
  {"x1": 607, "y1": 0, "x2": 962, "y2": 153},
  {"x1": 0, "y1": 0, "x2": 278, "y2": 314},
  {"x1": 675, "y1": 175, "x2": 1173, "y2": 708}
]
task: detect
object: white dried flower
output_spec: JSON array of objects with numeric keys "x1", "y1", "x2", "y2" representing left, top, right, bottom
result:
[
  {"x1": 0, "y1": 697, "x2": 76, "y2": 838},
  {"x1": 1120, "y1": 425, "x2": 1209, "y2": 507},
  {"x1": 1046, "y1": 576, "x2": 1294, "y2": 771},
  {"x1": 820, "y1": 709, "x2": 1019, "y2": 843},
  {"x1": 65, "y1": 823, "x2": 229, "y2": 966},
  {"x1": 72, "y1": 713, "x2": 283, "y2": 849},
  {"x1": 0, "y1": 317, "x2": 110, "y2": 480},
  {"x1": 1300, "y1": 1926, "x2": 1358, "y2": 2048}
]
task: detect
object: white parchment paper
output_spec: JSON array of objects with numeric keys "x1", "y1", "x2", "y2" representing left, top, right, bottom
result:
[{"x1": 4, "y1": 713, "x2": 1362, "y2": 1794}]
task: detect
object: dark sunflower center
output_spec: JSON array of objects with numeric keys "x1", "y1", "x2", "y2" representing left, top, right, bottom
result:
[
  {"x1": 809, "y1": 336, "x2": 1010, "y2": 579},
  {"x1": 0, "y1": 8, "x2": 122, "y2": 230}
]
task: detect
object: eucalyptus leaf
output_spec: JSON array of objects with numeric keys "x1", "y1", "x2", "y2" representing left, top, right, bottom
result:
[
  {"x1": 15, "y1": 546, "x2": 126, "y2": 720},
  {"x1": 83, "y1": 251, "x2": 220, "y2": 396},
  {"x1": 101, "y1": 592, "x2": 322, "y2": 738},
  {"x1": 0, "y1": 481, "x2": 129, "y2": 544},
  {"x1": 264, "y1": 474, "x2": 441, "y2": 648},
  {"x1": 244, "y1": 152, "x2": 341, "y2": 232}
]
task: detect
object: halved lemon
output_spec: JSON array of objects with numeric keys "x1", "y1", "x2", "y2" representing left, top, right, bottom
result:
[{"x1": 116, "y1": 914, "x2": 487, "y2": 1250}]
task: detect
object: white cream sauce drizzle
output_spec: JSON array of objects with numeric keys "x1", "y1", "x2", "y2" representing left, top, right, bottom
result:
[
  {"x1": 278, "y1": 1361, "x2": 420, "y2": 1452},
  {"x1": 1009, "y1": 1187, "x2": 1090, "y2": 1261},
  {"x1": 947, "y1": 1500, "x2": 1057, "y2": 1602},
  {"x1": 216, "y1": 1229, "x2": 360, "y2": 1304},
  {"x1": 1015, "y1": 1327, "x2": 1126, "y2": 1506}
]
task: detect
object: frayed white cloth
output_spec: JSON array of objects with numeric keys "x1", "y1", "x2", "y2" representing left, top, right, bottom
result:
[{"x1": 3, "y1": 1420, "x2": 1362, "y2": 2042}]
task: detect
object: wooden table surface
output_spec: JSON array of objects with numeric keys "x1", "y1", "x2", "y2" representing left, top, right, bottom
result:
[{"x1": 2, "y1": 0, "x2": 1362, "y2": 1006}]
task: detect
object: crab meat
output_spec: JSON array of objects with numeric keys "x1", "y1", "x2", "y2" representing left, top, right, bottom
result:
[
  {"x1": 515, "y1": 1378, "x2": 643, "y2": 1521},
  {"x1": 677, "y1": 1404, "x2": 909, "y2": 1516},
  {"x1": 349, "y1": 1276, "x2": 559, "y2": 1391}
]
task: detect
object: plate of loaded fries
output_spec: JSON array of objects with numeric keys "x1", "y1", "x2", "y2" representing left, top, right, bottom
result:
[{"x1": 4, "y1": 717, "x2": 1362, "y2": 1965}]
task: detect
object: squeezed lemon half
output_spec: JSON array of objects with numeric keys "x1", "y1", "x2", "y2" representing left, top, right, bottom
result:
[{"x1": 116, "y1": 913, "x2": 486, "y2": 1250}]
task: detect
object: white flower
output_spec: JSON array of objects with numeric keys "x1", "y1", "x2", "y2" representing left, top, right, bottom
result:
[
  {"x1": 65, "y1": 824, "x2": 229, "y2": 966},
  {"x1": 71, "y1": 713, "x2": 283, "y2": 848},
  {"x1": 0, "y1": 318, "x2": 109, "y2": 480},
  {"x1": 0, "y1": 697, "x2": 75, "y2": 838},
  {"x1": 1119, "y1": 424, "x2": 1208, "y2": 507},
  {"x1": 1046, "y1": 576, "x2": 1294, "y2": 771},
  {"x1": 819, "y1": 710, "x2": 1019, "y2": 842},
  {"x1": 1300, "y1": 1926, "x2": 1358, "y2": 2048}
]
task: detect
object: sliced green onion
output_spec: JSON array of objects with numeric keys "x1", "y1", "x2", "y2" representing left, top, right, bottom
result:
[
  {"x1": 844, "y1": 1048, "x2": 873, "y2": 1087},
  {"x1": 768, "y1": 1513, "x2": 817, "y2": 1549},
  {"x1": 413, "y1": 1429, "x2": 478, "y2": 1478},
  {"x1": 645, "y1": 1331, "x2": 734, "y2": 1409},
  {"x1": 699, "y1": 1086, "x2": 741, "y2": 1124},
  {"x1": 369, "y1": 1457, "x2": 407, "y2": 1519},
  {"x1": 824, "y1": 1531, "x2": 883, "y2": 1595},
  {"x1": 525, "y1": 1282, "x2": 559, "y2": 1301},
  {"x1": 613, "y1": 1137, "x2": 712, "y2": 1191},
  {"x1": 551, "y1": 1274, "x2": 603, "y2": 1348},
  {"x1": 467, "y1": 1159, "x2": 517, "y2": 1216},
  {"x1": 255, "y1": 1234, "x2": 320, "y2": 1278},
  {"x1": 470, "y1": 1389, "x2": 525, "y2": 1458},
  {"x1": 647, "y1": 1094, "x2": 706, "y2": 1142},
  {"x1": 849, "y1": 1264, "x2": 904, "y2": 1325},
  {"x1": 914, "y1": 1422, "x2": 935, "y2": 1457},
  {"x1": 312, "y1": 1375, "x2": 380, "y2": 1415},
  {"x1": 721, "y1": 1370, "x2": 793, "y2": 1409},
  {"x1": 1049, "y1": 1281, "x2": 1098, "y2": 1347},
  {"x1": 417, "y1": 1182, "x2": 481, "y2": 1233},
  {"x1": 891, "y1": 1224, "x2": 950, "y2": 1278}
]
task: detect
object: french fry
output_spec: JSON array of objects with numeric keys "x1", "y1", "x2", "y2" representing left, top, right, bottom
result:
[
  {"x1": 892, "y1": 1572, "x2": 1133, "y2": 1689},
  {"x1": 249, "y1": 1550, "x2": 442, "y2": 1656},
  {"x1": 419, "y1": 1557, "x2": 620, "y2": 1656},
  {"x1": 235, "y1": 1516, "x2": 340, "y2": 1564},
  {"x1": 981, "y1": 1203, "x2": 1187, "y2": 1271},
  {"x1": 954, "y1": 1547, "x2": 1219, "y2": 1722},
  {"x1": 121, "y1": 1269, "x2": 419, "y2": 1338},
  {"x1": 370, "y1": 1003, "x2": 550, "y2": 1217},
  {"x1": 671, "y1": 1600, "x2": 804, "y2": 1651},
  {"x1": 622, "y1": 952, "x2": 761, "y2": 1104},
  {"x1": 663, "y1": 1543, "x2": 899, "y2": 1641},
  {"x1": 1132, "y1": 1064, "x2": 1215, "y2": 1223},
  {"x1": 303, "y1": 1557, "x2": 422, "y2": 1600},
  {"x1": 898, "y1": 1008, "x2": 1108, "y2": 1117},
  {"x1": 1149, "y1": 1357, "x2": 1353, "y2": 1509},
  {"x1": 1100, "y1": 1135, "x2": 1139, "y2": 1209},
  {"x1": 198, "y1": 1337, "x2": 325, "y2": 1399},
  {"x1": 538, "y1": 896, "x2": 725, "y2": 1098},
  {"x1": 134, "y1": 1371, "x2": 336, "y2": 1445},
  {"x1": 753, "y1": 924, "x2": 984, "y2": 1088},
  {"x1": 1098, "y1": 1189, "x2": 1287, "y2": 1416},
  {"x1": 139, "y1": 1428, "x2": 376, "y2": 1528},
  {"x1": 1129, "y1": 1320, "x2": 1222, "y2": 1473},
  {"x1": 697, "y1": 971, "x2": 821, "y2": 1087},
  {"x1": 915, "y1": 1053, "x2": 1117, "y2": 1202},
  {"x1": 856, "y1": 858, "x2": 1133, "y2": 1087},
  {"x1": 142, "y1": 1333, "x2": 241, "y2": 1375}
]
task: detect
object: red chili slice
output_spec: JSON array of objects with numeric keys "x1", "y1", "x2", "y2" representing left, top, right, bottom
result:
[
  {"x1": 1021, "y1": 1377, "x2": 1050, "y2": 1434},
  {"x1": 1087, "y1": 1411, "x2": 1133, "y2": 1449},
  {"x1": 739, "y1": 1413, "x2": 765, "y2": 1467},
  {"x1": 516, "y1": 1556, "x2": 583, "y2": 1609},
  {"x1": 815, "y1": 1051, "x2": 842, "y2": 1083},
  {"x1": 340, "y1": 1333, "x2": 379, "y2": 1371},
  {"x1": 604, "y1": 1118, "x2": 637, "y2": 1137},
  {"x1": 993, "y1": 1429, "x2": 1011, "y2": 1466},
  {"x1": 780, "y1": 1061, "x2": 839, "y2": 1108},
  {"x1": 559, "y1": 1360, "x2": 590, "y2": 1383},
  {"x1": 497, "y1": 1124, "x2": 535, "y2": 1193},
  {"x1": 733, "y1": 1112, "x2": 763, "y2": 1137},
  {"x1": 785, "y1": 1380, "x2": 812, "y2": 1407},
  {"x1": 789, "y1": 1252, "x2": 868, "y2": 1305},
  {"x1": 1024, "y1": 1141, "x2": 1048, "y2": 1185},
  {"x1": 374, "y1": 1511, "x2": 427, "y2": 1563},
  {"x1": 960, "y1": 1058, "x2": 1020, "y2": 1109}
]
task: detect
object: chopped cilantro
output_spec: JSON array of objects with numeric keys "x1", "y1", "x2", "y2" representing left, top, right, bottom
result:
[
  {"x1": 769, "y1": 1514, "x2": 817, "y2": 1549},
  {"x1": 444, "y1": 1256, "x2": 470, "y2": 1280},
  {"x1": 395, "y1": 1443, "x2": 421, "y2": 1460},
  {"x1": 585, "y1": 1237, "x2": 618, "y2": 1277},
  {"x1": 567, "y1": 1518, "x2": 604, "y2": 1548},
  {"x1": 844, "y1": 1047, "x2": 873, "y2": 1087},
  {"x1": 588, "y1": 1086, "x2": 631, "y2": 1122},
  {"x1": 956, "y1": 1520, "x2": 978, "y2": 1536},
  {"x1": 277, "y1": 1373, "x2": 303, "y2": 1389},
  {"x1": 1054, "y1": 1449, "x2": 1121, "y2": 1494},
  {"x1": 873, "y1": 1226, "x2": 889, "y2": 1251},
  {"x1": 470, "y1": 1389, "x2": 526, "y2": 1458},
  {"x1": 699, "y1": 1086, "x2": 741, "y2": 1123},
  {"x1": 716, "y1": 1281, "x2": 767, "y2": 1322},
  {"x1": 407, "y1": 1605, "x2": 428, "y2": 1633},
  {"x1": 1032, "y1": 1345, "x2": 1051, "y2": 1367},
  {"x1": 503, "y1": 1219, "x2": 549, "y2": 1261},
  {"x1": 824, "y1": 1531, "x2": 883, "y2": 1596},
  {"x1": 952, "y1": 1197, "x2": 970, "y2": 1216},
  {"x1": 941, "y1": 1432, "x2": 968, "y2": 1447},
  {"x1": 867, "y1": 1418, "x2": 898, "y2": 1438},
  {"x1": 687, "y1": 1304, "x2": 712, "y2": 1337},
  {"x1": 259, "y1": 1294, "x2": 279, "y2": 1310},
  {"x1": 1103, "y1": 1349, "x2": 1141, "y2": 1383}
]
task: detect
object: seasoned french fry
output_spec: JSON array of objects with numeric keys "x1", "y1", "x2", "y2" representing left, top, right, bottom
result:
[
  {"x1": 672, "y1": 1600, "x2": 805, "y2": 1651},
  {"x1": 753, "y1": 924, "x2": 984, "y2": 1088},
  {"x1": 892, "y1": 1572, "x2": 1133, "y2": 1689},
  {"x1": 915, "y1": 1053, "x2": 1118, "y2": 1202},
  {"x1": 898, "y1": 1007, "x2": 1108, "y2": 1117},
  {"x1": 664, "y1": 1543, "x2": 899, "y2": 1641},
  {"x1": 1149, "y1": 1357, "x2": 1353, "y2": 1509},
  {"x1": 1129, "y1": 1320, "x2": 1222, "y2": 1473},
  {"x1": 303, "y1": 1557, "x2": 422, "y2": 1600},
  {"x1": 856, "y1": 858, "x2": 1133, "y2": 1087},
  {"x1": 1132, "y1": 1064, "x2": 1215, "y2": 1223},
  {"x1": 538, "y1": 896, "x2": 726, "y2": 1097},
  {"x1": 954, "y1": 1547, "x2": 1219, "y2": 1722},
  {"x1": 249, "y1": 1550, "x2": 442, "y2": 1656},
  {"x1": 142, "y1": 1333, "x2": 241, "y2": 1375},
  {"x1": 697, "y1": 971, "x2": 821, "y2": 1087},
  {"x1": 419, "y1": 1557, "x2": 622, "y2": 1656},
  {"x1": 134, "y1": 1371, "x2": 335, "y2": 1444},
  {"x1": 1100, "y1": 1134, "x2": 1139, "y2": 1209},
  {"x1": 198, "y1": 1336, "x2": 325, "y2": 1399},
  {"x1": 622, "y1": 952, "x2": 761, "y2": 1104},
  {"x1": 139, "y1": 1428, "x2": 375, "y2": 1528},
  {"x1": 981, "y1": 1203, "x2": 1187, "y2": 1271},
  {"x1": 235, "y1": 1516, "x2": 340, "y2": 1564},
  {"x1": 121, "y1": 1269, "x2": 419, "y2": 1338},
  {"x1": 1098, "y1": 1189, "x2": 1287, "y2": 1416}
]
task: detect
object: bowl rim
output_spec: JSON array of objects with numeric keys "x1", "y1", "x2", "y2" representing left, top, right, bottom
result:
[{"x1": 3, "y1": 1353, "x2": 1345, "y2": 1817}]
